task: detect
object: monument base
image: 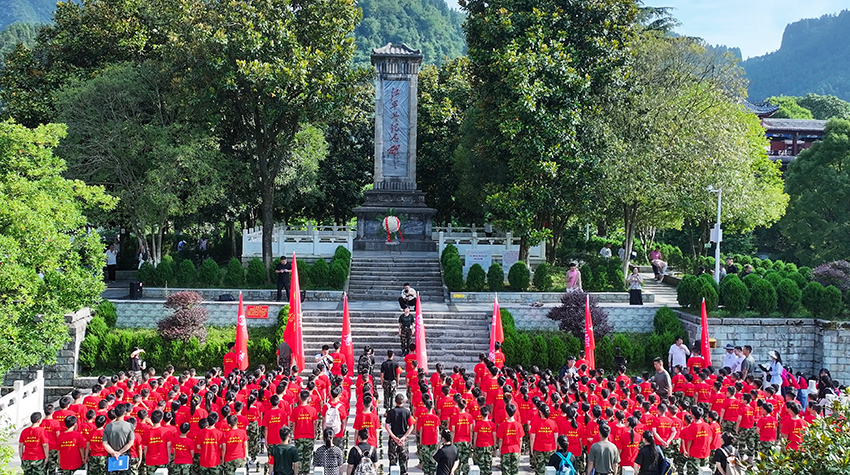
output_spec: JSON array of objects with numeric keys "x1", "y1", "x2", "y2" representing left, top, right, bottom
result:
[{"x1": 353, "y1": 189, "x2": 437, "y2": 252}]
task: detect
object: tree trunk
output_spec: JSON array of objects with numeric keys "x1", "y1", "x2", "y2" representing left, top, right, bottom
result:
[
  {"x1": 622, "y1": 203, "x2": 639, "y2": 277},
  {"x1": 519, "y1": 235, "x2": 529, "y2": 263},
  {"x1": 261, "y1": 183, "x2": 275, "y2": 271}
]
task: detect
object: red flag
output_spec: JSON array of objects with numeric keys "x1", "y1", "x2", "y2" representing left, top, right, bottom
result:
[
  {"x1": 700, "y1": 298, "x2": 712, "y2": 367},
  {"x1": 341, "y1": 293, "x2": 354, "y2": 370},
  {"x1": 584, "y1": 295, "x2": 596, "y2": 370},
  {"x1": 489, "y1": 294, "x2": 503, "y2": 360},
  {"x1": 284, "y1": 254, "x2": 305, "y2": 372},
  {"x1": 235, "y1": 291, "x2": 249, "y2": 370},
  {"x1": 414, "y1": 294, "x2": 429, "y2": 373}
]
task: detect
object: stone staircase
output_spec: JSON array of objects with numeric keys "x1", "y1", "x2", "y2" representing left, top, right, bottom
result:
[
  {"x1": 346, "y1": 253, "x2": 447, "y2": 302},
  {"x1": 300, "y1": 310, "x2": 491, "y2": 370}
]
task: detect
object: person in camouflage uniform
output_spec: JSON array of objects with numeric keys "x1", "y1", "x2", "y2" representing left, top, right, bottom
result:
[
  {"x1": 421, "y1": 442, "x2": 438, "y2": 475},
  {"x1": 294, "y1": 438, "x2": 314, "y2": 475},
  {"x1": 455, "y1": 440, "x2": 472, "y2": 475},
  {"x1": 472, "y1": 446, "x2": 493, "y2": 475},
  {"x1": 246, "y1": 420, "x2": 261, "y2": 464},
  {"x1": 21, "y1": 460, "x2": 46, "y2": 475},
  {"x1": 501, "y1": 452, "x2": 520, "y2": 475},
  {"x1": 221, "y1": 459, "x2": 245, "y2": 475}
]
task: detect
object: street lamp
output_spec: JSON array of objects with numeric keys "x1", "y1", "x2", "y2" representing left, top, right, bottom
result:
[{"x1": 708, "y1": 186, "x2": 722, "y2": 284}]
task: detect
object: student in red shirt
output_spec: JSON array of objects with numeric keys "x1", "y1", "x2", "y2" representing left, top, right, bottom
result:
[
  {"x1": 472, "y1": 406, "x2": 496, "y2": 475},
  {"x1": 41, "y1": 404, "x2": 62, "y2": 475},
  {"x1": 84, "y1": 384, "x2": 104, "y2": 412},
  {"x1": 18, "y1": 412, "x2": 49, "y2": 474},
  {"x1": 353, "y1": 395, "x2": 380, "y2": 448},
  {"x1": 223, "y1": 343, "x2": 238, "y2": 377},
  {"x1": 290, "y1": 390, "x2": 318, "y2": 473},
  {"x1": 85, "y1": 415, "x2": 109, "y2": 475},
  {"x1": 496, "y1": 405, "x2": 524, "y2": 475},
  {"x1": 57, "y1": 416, "x2": 87, "y2": 475},
  {"x1": 417, "y1": 399, "x2": 441, "y2": 475},
  {"x1": 197, "y1": 417, "x2": 225, "y2": 471},
  {"x1": 172, "y1": 423, "x2": 195, "y2": 472},
  {"x1": 144, "y1": 410, "x2": 172, "y2": 471},
  {"x1": 682, "y1": 408, "x2": 712, "y2": 473},
  {"x1": 223, "y1": 415, "x2": 248, "y2": 474},
  {"x1": 756, "y1": 402, "x2": 778, "y2": 453},
  {"x1": 780, "y1": 402, "x2": 807, "y2": 451},
  {"x1": 262, "y1": 395, "x2": 289, "y2": 447},
  {"x1": 530, "y1": 405, "x2": 557, "y2": 475},
  {"x1": 450, "y1": 399, "x2": 475, "y2": 475}
]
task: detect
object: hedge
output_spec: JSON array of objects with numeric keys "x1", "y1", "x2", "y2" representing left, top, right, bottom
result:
[
  {"x1": 444, "y1": 256, "x2": 464, "y2": 291},
  {"x1": 750, "y1": 278, "x2": 777, "y2": 315},
  {"x1": 653, "y1": 307, "x2": 684, "y2": 336},
  {"x1": 508, "y1": 262, "x2": 531, "y2": 291},
  {"x1": 532, "y1": 263, "x2": 553, "y2": 291},
  {"x1": 466, "y1": 264, "x2": 486, "y2": 292},
  {"x1": 720, "y1": 275, "x2": 749, "y2": 315},
  {"x1": 776, "y1": 278, "x2": 802, "y2": 316},
  {"x1": 441, "y1": 244, "x2": 459, "y2": 267},
  {"x1": 246, "y1": 258, "x2": 267, "y2": 286},
  {"x1": 487, "y1": 263, "x2": 505, "y2": 292},
  {"x1": 310, "y1": 259, "x2": 329, "y2": 289}
]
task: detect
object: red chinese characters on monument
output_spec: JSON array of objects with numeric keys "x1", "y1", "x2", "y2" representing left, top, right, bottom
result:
[{"x1": 387, "y1": 86, "x2": 402, "y2": 164}]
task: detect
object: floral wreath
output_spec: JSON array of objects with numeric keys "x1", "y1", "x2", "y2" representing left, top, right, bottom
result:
[{"x1": 377, "y1": 208, "x2": 406, "y2": 242}]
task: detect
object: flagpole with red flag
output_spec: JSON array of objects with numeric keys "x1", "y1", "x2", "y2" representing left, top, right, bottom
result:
[
  {"x1": 341, "y1": 293, "x2": 354, "y2": 370},
  {"x1": 700, "y1": 298, "x2": 712, "y2": 368},
  {"x1": 414, "y1": 294, "x2": 429, "y2": 373},
  {"x1": 235, "y1": 291, "x2": 249, "y2": 370},
  {"x1": 585, "y1": 295, "x2": 596, "y2": 370},
  {"x1": 283, "y1": 253, "x2": 305, "y2": 372},
  {"x1": 489, "y1": 294, "x2": 503, "y2": 361}
]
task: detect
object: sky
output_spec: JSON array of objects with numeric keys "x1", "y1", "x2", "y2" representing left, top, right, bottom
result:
[{"x1": 443, "y1": 0, "x2": 848, "y2": 59}]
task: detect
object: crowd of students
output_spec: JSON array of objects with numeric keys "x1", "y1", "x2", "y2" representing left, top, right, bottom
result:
[{"x1": 16, "y1": 338, "x2": 837, "y2": 475}]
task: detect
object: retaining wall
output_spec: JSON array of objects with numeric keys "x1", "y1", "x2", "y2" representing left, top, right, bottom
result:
[
  {"x1": 114, "y1": 301, "x2": 284, "y2": 328},
  {"x1": 451, "y1": 291, "x2": 655, "y2": 304},
  {"x1": 508, "y1": 305, "x2": 657, "y2": 334}
]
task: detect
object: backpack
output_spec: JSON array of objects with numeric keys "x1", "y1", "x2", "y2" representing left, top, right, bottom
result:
[
  {"x1": 657, "y1": 447, "x2": 674, "y2": 475},
  {"x1": 357, "y1": 354, "x2": 372, "y2": 375},
  {"x1": 352, "y1": 446, "x2": 376, "y2": 475},
  {"x1": 555, "y1": 451, "x2": 577, "y2": 475},
  {"x1": 324, "y1": 402, "x2": 343, "y2": 434},
  {"x1": 719, "y1": 446, "x2": 746, "y2": 475}
]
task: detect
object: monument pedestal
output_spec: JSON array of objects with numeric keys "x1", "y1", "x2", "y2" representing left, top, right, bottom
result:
[{"x1": 353, "y1": 189, "x2": 437, "y2": 252}]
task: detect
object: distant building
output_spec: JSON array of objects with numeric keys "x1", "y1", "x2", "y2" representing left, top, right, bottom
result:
[{"x1": 743, "y1": 100, "x2": 826, "y2": 168}]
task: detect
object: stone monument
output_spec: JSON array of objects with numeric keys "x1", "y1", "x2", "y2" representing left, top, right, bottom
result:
[{"x1": 353, "y1": 43, "x2": 437, "y2": 252}]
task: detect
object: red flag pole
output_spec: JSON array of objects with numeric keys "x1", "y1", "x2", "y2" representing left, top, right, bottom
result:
[
  {"x1": 341, "y1": 293, "x2": 354, "y2": 371},
  {"x1": 489, "y1": 294, "x2": 502, "y2": 360},
  {"x1": 414, "y1": 294, "x2": 429, "y2": 373},
  {"x1": 235, "y1": 291, "x2": 249, "y2": 370},
  {"x1": 284, "y1": 253, "x2": 305, "y2": 372},
  {"x1": 700, "y1": 298, "x2": 712, "y2": 367},
  {"x1": 585, "y1": 295, "x2": 596, "y2": 370}
]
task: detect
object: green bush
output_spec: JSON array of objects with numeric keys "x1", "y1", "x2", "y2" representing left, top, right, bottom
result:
[
  {"x1": 154, "y1": 255, "x2": 175, "y2": 286},
  {"x1": 676, "y1": 275, "x2": 701, "y2": 308},
  {"x1": 798, "y1": 266, "x2": 813, "y2": 282},
  {"x1": 246, "y1": 257, "x2": 267, "y2": 286},
  {"x1": 742, "y1": 273, "x2": 761, "y2": 289},
  {"x1": 761, "y1": 258, "x2": 773, "y2": 269},
  {"x1": 328, "y1": 260, "x2": 348, "y2": 290},
  {"x1": 515, "y1": 333, "x2": 532, "y2": 368},
  {"x1": 612, "y1": 333, "x2": 634, "y2": 368},
  {"x1": 297, "y1": 262, "x2": 312, "y2": 290},
  {"x1": 275, "y1": 306, "x2": 290, "y2": 343},
  {"x1": 548, "y1": 335, "x2": 568, "y2": 371},
  {"x1": 87, "y1": 315, "x2": 109, "y2": 340},
  {"x1": 607, "y1": 261, "x2": 625, "y2": 290},
  {"x1": 582, "y1": 265, "x2": 597, "y2": 291},
  {"x1": 466, "y1": 264, "x2": 486, "y2": 292},
  {"x1": 198, "y1": 258, "x2": 221, "y2": 286},
  {"x1": 645, "y1": 331, "x2": 676, "y2": 365},
  {"x1": 444, "y1": 256, "x2": 464, "y2": 291},
  {"x1": 776, "y1": 278, "x2": 802, "y2": 316},
  {"x1": 530, "y1": 334, "x2": 549, "y2": 369},
  {"x1": 697, "y1": 282, "x2": 718, "y2": 311},
  {"x1": 222, "y1": 258, "x2": 245, "y2": 288},
  {"x1": 96, "y1": 300, "x2": 118, "y2": 329},
  {"x1": 720, "y1": 275, "x2": 750, "y2": 315},
  {"x1": 532, "y1": 263, "x2": 553, "y2": 291},
  {"x1": 699, "y1": 272, "x2": 719, "y2": 293},
  {"x1": 785, "y1": 263, "x2": 798, "y2": 273},
  {"x1": 175, "y1": 259, "x2": 197, "y2": 286},
  {"x1": 487, "y1": 263, "x2": 504, "y2": 292},
  {"x1": 764, "y1": 271, "x2": 783, "y2": 288},
  {"x1": 823, "y1": 285, "x2": 845, "y2": 319},
  {"x1": 750, "y1": 278, "x2": 777, "y2": 315},
  {"x1": 596, "y1": 335, "x2": 614, "y2": 371},
  {"x1": 441, "y1": 244, "x2": 459, "y2": 266},
  {"x1": 563, "y1": 333, "x2": 582, "y2": 359},
  {"x1": 500, "y1": 309, "x2": 517, "y2": 338},
  {"x1": 653, "y1": 307, "x2": 684, "y2": 336},
  {"x1": 802, "y1": 282, "x2": 825, "y2": 316},
  {"x1": 138, "y1": 261, "x2": 156, "y2": 286},
  {"x1": 508, "y1": 262, "x2": 531, "y2": 291},
  {"x1": 310, "y1": 258, "x2": 329, "y2": 289},
  {"x1": 785, "y1": 271, "x2": 807, "y2": 289},
  {"x1": 333, "y1": 246, "x2": 351, "y2": 270},
  {"x1": 501, "y1": 335, "x2": 518, "y2": 367}
]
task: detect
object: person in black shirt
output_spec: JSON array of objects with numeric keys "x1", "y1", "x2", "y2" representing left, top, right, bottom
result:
[
  {"x1": 547, "y1": 435, "x2": 577, "y2": 473},
  {"x1": 347, "y1": 428, "x2": 378, "y2": 474},
  {"x1": 434, "y1": 429, "x2": 459, "y2": 475},
  {"x1": 380, "y1": 350, "x2": 401, "y2": 411},
  {"x1": 275, "y1": 256, "x2": 292, "y2": 301},
  {"x1": 398, "y1": 307, "x2": 415, "y2": 355},
  {"x1": 385, "y1": 394, "x2": 413, "y2": 475},
  {"x1": 633, "y1": 430, "x2": 662, "y2": 475}
]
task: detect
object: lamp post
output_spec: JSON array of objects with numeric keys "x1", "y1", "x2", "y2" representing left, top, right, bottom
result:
[{"x1": 708, "y1": 186, "x2": 722, "y2": 284}]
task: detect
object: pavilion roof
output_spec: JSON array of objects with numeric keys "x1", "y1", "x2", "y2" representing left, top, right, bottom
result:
[{"x1": 762, "y1": 118, "x2": 827, "y2": 133}]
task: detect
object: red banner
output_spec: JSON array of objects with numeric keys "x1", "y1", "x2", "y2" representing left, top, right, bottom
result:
[{"x1": 246, "y1": 305, "x2": 269, "y2": 319}]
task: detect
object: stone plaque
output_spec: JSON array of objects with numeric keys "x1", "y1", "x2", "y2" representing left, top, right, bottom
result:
[{"x1": 382, "y1": 80, "x2": 410, "y2": 177}]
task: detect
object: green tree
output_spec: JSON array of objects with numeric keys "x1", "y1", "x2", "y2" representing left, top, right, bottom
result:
[
  {"x1": 460, "y1": 0, "x2": 637, "y2": 261},
  {"x1": 795, "y1": 93, "x2": 850, "y2": 120},
  {"x1": 781, "y1": 119, "x2": 850, "y2": 265},
  {"x1": 767, "y1": 95, "x2": 814, "y2": 119},
  {"x1": 0, "y1": 120, "x2": 114, "y2": 378},
  {"x1": 0, "y1": 22, "x2": 42, "y2": 64},
  {"x1": 171, "y1": 0, "x2": 360, "y2": 270}
]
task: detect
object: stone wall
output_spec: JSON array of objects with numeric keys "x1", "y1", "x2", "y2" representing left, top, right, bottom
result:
[
  {"x1": 140, "y1": 287, "x2": 343, "y2": 302},
  {"x1": 3, "y1": 308, "x2": 92, "y2": 398},
  {"x1": 114, "y1": 300, "x2": 283, "y2": 328},
  {"x1": 675, "y1": 311, "x2": 850, "y2": 383},
  {"x1": 508, "y1": 305, "x2": 657, "y2": 334},
  {"x1": 451, "y1": 291, "x2": 655, "y2": 304}
]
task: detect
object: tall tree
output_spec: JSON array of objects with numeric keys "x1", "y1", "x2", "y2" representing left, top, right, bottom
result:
[
  {"x1": 781, "y1": 119, "x2": 850, "y2": 265},
  {"x1": 795, "y1": 93, "x2": 850, "y2": 120},
  {"x1": 460, "y1": 0, "x2": 637, "y2": 260},
  {"x1": 171, "y1": 0, "x2": 360, "y2": 269},
  {"x1": 0, "y1": 120, "x2": 114, "y2": 378}
]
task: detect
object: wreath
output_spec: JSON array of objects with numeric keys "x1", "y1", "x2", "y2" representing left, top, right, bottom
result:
[{"x1": 377, "y1": 209, "x2": 405, "y2": 242}]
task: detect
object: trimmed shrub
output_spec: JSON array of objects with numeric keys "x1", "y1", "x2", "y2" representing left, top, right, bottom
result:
[
  {"x1": 532, "y1": 263, "x2": 553, "y2": 291},
  {"x1": 548, "y1": 335, "x2": 568, "y2": 371},
  {"x1": 531, "y1": 334, "x2": 549, "y2": 369},
  {"x1": 87, "y1": 315, "x2": 109, "y2": 340},
  {"x1": 441, "y1": 244, "x2": 459, "y2": 266},
  {"x1": 699, "y1": 272, "x2": 719, "y2": 293},
  {"x1": 222, "y1": 258, "x2": 245, "y2": 288},
  {"x1": 776, "y1": 278, "x2": 802, "y2": 316},
  {"x1": 563, "y1": 334, "x2": 582, "y2": 359},
  {"x1": 138, "y1": 261, "x2": 156, "y2": 286},
  {"x1": 654, "y1": 307, "x2": 684, "y2": 336},
  {"x1": 328, "y1": 260, "x2": 347, "y2": 290},
  {"x1": 275, "y1": 306, "x2": 290, "y2": 343},
  {"x1": 786, "y1": 271, "x2": 807, "y2": 289},
  {"x1": 96, "y1": 300, "x2": 118, "y2": 329},
  {"x1": 78, "y1": 334, "x2": 99, "y2": 371},
  {"x1": 761, "y1": 258, "x2": 773, "y2": 269},
  {"x1": 444, "y1": 256, "x2": 464, "y2": 291},
  {"x1": 547, "y1": 291, "x2": 612, "y2": 340},
  {"x1": 823, "y1": 285, "x2": 845, "y2": 319},
  {"x1": 645, "y1": 331, "x2": 676, "y2": 366},
  {"x1": 175, "y1": 259, "x2": 197, "y2": 287},
  {"x1": 310, "y1": 258, "x2": 329, "y2": 289},
  {"x1": 154, "y1": 255, "x2": 175, "y2": 286},
  {"x1": 508, "y1": 261, "x2": 531, "y2": 291},
  {"x1": 297, "y1": 262, "x2": 312, "y2": 290},
  {"x1": 798, "y1": 266, "x2": 813, "y2": 282},
  {"x1": 749, "y1": 279, "x2": 777, "y2": 315},
  {"x1": 720, "y1": 275, "x2": 750, "y2": 315},
  {"x1": 466, "y1": 264, "x2": 486, "y2": 292},
  {"x1": 802, "y1": 282, "x2": 825, "y2": 316},
  {"x1": 515, "y1": 333, "x2": 532, "y2": 368},
  {"x1": 697, "y1": 282, "x2": 718, "y2": 311},
  {"x1": 612, "y1": 333, "x2": 634, "y2": 368},
  {"x1": 501, "y1": 335, "x2": 518, "y2": 367},
  {"x1": 501, "y1": 309, "x2": 517, "y2": 338},
  {"x1": 333, "y1": 246, "x2": 351, "y2": 270},
  {"x1": 676, "y1": 275, "x2": 701, "y2": 309},
  {"x1": 596, "y1": 335, "x2": 614, "y2": 371},
  {"x1": 158, "y1": 291, "x2": 208, "y2": 343},
  {"x1": 772, "y1": 260, "x2": 786, "y2": 272},
  {"x1": 785, "y1": 263, "x2": 798, "y2": 273},
  {"x1": 582, "y1": 265, "x2": 597, "y2": 291},
  {"x1": 607, "y1": 261, "x2": 625, "y2": 290},
  {"x1": 198, "y1": 258, "x2": 220, "y2": 286},
  {"x1": 742, "y1": 273, "x2": 761, "y2": 289},
  {"x1": 246, "y1": 257, "x2": 267, "y2": 286},
  {"x1": 764, "y1": 271, "x2": 783, "y2": 288},
  {"x1": 487, "y1": 263, "x2": 505, "y2": 292}
]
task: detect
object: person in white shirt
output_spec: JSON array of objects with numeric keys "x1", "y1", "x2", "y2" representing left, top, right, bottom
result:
[
  {"x1": 398, "y1": 283, "x2": 417, "y2": 310},
  {"x1": 599, "y1": 243, "x2": 613, "y2": 259},
  {"x1": 722, "y1": 344, "x2": 739, "y2": 371},
  {"x1": 617, "y1": 243, "x2": 627, "y2": 261},
  {"x1": 731, "y1": 346, "x2": 744, "y2": 373},
  {"x1": 105, "y1": 244, "x2": 119, "y2": 282},
  {"x1": 668, "y1": 336, "x2": 691, "y2": 369}
]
